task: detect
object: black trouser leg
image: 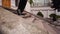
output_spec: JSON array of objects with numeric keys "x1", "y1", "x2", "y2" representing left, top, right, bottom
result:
[
  {"x1": 17, "y1": 0, "x2": 27, "y2": 15},
  {"x1": 17, "y1": 9, "x2": 21, "y2": 15},
  {"x1": 17, "y1": 9, "x2": 24, "y2": 15},
  {"x1": 15, "y1": 0, "x2": 18, "y2": 6}
]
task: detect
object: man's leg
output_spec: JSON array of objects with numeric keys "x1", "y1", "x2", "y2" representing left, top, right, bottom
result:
[
  {"x1": 17, "y1": 0, "x2": 27, "y2": 15},
  {"x1": 15, "y1": 0, "x2": 18, "y2": 6},
  {"x1": 17, "y1": 9, "x2": 25, "y2": 15},
  {"x1": 17, "y1": 9, "x2": 21, "y2": 15}
]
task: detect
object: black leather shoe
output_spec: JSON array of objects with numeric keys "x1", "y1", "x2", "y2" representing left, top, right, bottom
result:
[{"x1": 20, "y1": 13, "x2": 26, "y2": 15}]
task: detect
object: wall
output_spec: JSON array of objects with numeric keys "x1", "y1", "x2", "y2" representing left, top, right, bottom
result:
[
  {"x1": 11, "y1": 0, "x2": 16, "y2": 8},
  {"x1": 31, "y1": 7, "x2": 59, "y2": 18},
  {"x1": 0, "y1": 0, "x2": 2, "y2": 6},
  {"x1": 33, "y1": 0, "x2": 51, "y2": 6}
]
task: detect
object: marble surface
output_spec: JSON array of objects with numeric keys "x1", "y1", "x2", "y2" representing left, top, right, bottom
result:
[
  {"x1": 0, "y1": 7, "x2": 57, "y2": 34},
  {"x1": 0, "y1": 7, "x2": 48, "y2": 34}
]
